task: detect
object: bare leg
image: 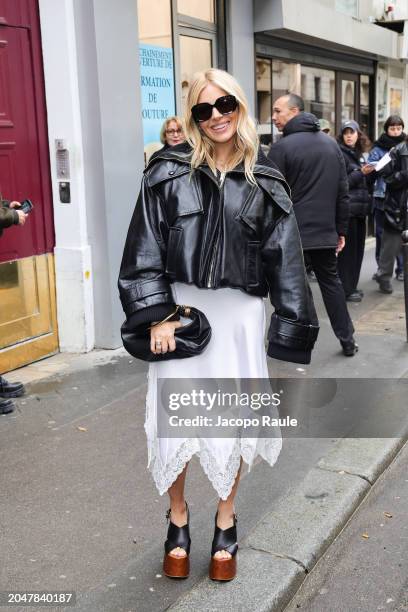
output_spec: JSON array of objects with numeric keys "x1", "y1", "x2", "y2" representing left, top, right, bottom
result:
[
  {"x1": 213, "y1": 457, "x2": 243, "y2": 560},
  {"x1": 167, "y1": 461, "x2": 189, "y2": 558}
]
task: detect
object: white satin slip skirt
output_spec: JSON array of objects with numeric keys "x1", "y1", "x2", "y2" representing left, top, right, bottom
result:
[{"x1": 144, "y1": 281, "x2": 282, "y2": 500}]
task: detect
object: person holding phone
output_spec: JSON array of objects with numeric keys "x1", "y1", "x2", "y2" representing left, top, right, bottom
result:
[
  {"x1": 0, "y1": 198, "x2": 27, "y2": 237},
  {"x1": 0, "y1": 196, "x2": 27, "y2": 414}
]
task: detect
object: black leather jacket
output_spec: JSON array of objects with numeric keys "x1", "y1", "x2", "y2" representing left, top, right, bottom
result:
[
  {"x1": 380, "y1": 140, "x2": 408, "y2": 232},
  {"x1": 118, "y1": 143, "x2": 319, "y2": 364}
]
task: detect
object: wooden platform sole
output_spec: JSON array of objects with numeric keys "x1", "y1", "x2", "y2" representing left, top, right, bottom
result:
[
  {"x1": 209, "y1": 555, "x2": 237, "y2": 581},
  {"x1": 163, "y1": 552, "x2": 190, "y2": 578}
]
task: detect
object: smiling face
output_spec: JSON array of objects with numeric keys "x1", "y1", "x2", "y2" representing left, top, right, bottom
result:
[
  {"x1": 196, "y1": 83, "x2": 239, "y2": 145},
  {"x1": 342, "y1": 127, "x2": 358, "y2": 147}
]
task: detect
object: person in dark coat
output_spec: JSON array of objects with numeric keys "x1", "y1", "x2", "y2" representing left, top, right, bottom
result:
[
  {"x1": 0, "y1": 196, "x2": 27, "y2": 414},
  {"x1": 367, "y1": 115, "x2": 405, "y2": 281},
  {"x1": 336, "y1": 120, "x2": 372, "y2": 302},
  {"x1": 148, "y1": 116, "x2": 185, "y2": 163},
  {"x1": 375, "y1": 136, "x2": 408, "y2": 293},
  {"x1": 268, "y1": 93, "x2": 358, "y2": 356}
]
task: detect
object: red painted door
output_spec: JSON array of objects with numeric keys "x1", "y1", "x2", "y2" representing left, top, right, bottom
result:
[
  {"x1": 0, "y1": 0, "x2": 54, "y2": 263},
  {"x1": 0, "y1": 1, "x2": 58, "y2": 372}
]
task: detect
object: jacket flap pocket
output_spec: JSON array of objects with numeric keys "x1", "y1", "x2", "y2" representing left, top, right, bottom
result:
[
  {"x1": 256, "y1": 177, "x2": 292, "y2": 213},
  {"x1": 146, "y1": 162, "x2": 191, "y2": 187},
  {"x1": 236, "y1": 184, "x2": 260, "y2": 232},
  {"x1": 176, "y1": 171, "x2": 203, "y2": 216}
]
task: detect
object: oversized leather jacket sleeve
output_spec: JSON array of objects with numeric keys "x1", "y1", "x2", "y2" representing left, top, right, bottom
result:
[
  {"x1": 261, "y1": 183, "x2": 319, "y2": 364},
  {"x1": 118, "y1": 177, "x2": 177, "y2": 327}
]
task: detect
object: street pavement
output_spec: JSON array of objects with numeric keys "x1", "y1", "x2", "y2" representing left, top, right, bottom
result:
[
  {"x1": 1, "y1": 242, "x2": 408, "y2": 612},
  {"x1": 285, "y1": 441, "x2": 408, "y2": 612}
]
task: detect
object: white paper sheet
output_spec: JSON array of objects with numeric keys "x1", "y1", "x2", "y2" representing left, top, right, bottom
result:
[{"x1": 375, "y1": 152, "x2": 392, "y2": 172}]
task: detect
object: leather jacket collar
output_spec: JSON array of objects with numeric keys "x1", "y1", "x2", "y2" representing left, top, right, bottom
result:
[
  {"x1": 145, "y1": 142, "x2": 291, "y2": 211},
  {"x1": 145, "y1": 142, "x2": 286, "y2": 181}
]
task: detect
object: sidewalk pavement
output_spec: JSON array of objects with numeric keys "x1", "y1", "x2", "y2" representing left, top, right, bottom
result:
[
  {"x1": 1, "y1": 242, "x2": 408, "y2": 612},
  {"x1": 285, "y1": 439, "x2": 408, "y2": 611}
]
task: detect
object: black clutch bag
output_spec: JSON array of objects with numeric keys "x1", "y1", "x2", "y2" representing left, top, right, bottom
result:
[{"x1": 121, "y1": 305, "x2": 212, "y2": 362}]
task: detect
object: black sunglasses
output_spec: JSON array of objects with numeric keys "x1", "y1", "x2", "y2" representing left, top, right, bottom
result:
[{"x1": 191, "y1": 95, "x2": 238, "y2": 123}]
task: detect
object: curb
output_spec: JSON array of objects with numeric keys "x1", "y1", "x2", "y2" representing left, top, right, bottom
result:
[{"x1": 167, "y1": 436, "x2": 407, "y2": 612}]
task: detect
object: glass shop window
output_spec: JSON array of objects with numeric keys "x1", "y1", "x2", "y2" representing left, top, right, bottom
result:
[
  {"x1": 272, "y1": 60, "x2": 301, "y2": 101},
  {"x1": 177, "y1": 0, "x2": 215, "y2": 22},
  {"x1": 256, "y1": 57, "x2": 273, "y2": 149},
  {"x1": 179, "y1": 36, "x2": 213, "y2": 109},
  {"x1": 360, "y1": 74, "x2": 370, "y2": 136},
  {"x1": 301, "y1": 66, "x2": 335, "y2": 135},
  {"x1": 137, "y1": 0, "x2": 175, "y2": 162},
  {"x1": 377, "y1": 65, "x2": 388, "y2": 136}
]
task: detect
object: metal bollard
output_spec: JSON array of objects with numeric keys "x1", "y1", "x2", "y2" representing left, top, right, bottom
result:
[{"x1": 403, "y1": 224, "x2": 408, "y2": 342}]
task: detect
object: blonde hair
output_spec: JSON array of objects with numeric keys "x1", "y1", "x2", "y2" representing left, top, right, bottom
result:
[
  {"x1": 160, "y1": 116, "x2": 184, "y2": 144},
  {"x1": 184, "y1": 69, "x2": 259, "y2": 185}
]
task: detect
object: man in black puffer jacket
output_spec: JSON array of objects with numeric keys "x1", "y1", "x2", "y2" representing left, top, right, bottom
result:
[{"x1": 268, "y1": 94, "x2": 358, "y2": 356}]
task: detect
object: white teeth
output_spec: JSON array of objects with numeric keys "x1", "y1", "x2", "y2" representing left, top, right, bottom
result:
[{"x1": 212, "y1": 123, "x2": 229, "y2": 131}]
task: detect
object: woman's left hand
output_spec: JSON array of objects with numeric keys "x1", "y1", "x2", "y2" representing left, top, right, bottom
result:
[{"x1": 150, "y1": 320, "x2": 182, "y2": 354}]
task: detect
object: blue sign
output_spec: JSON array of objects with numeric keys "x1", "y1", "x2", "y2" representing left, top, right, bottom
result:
[{"x1": 139, "y1": 44, "x2": 175, "y2": 147}]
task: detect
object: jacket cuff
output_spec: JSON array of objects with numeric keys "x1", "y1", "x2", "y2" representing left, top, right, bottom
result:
[
  {"x1": 12, "y1": 210, "x2": 19, "y2": 225},
  {"x1": 267, "y1": 343, "x2": 311, "y2": 365},
  {"x1": 268, "y1": 313, "x2": 319, "y2": 351},
  {"x1": 126, "y1": 303, "x2": 177, "y2": 329},
  {"x1": 118, "y1": 277, "x2": 174, "y2": 318}
]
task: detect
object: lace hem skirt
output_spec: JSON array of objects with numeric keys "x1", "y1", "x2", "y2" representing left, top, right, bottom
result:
[{"x1": 144, "y1": 282, "x2": 282, "y2": 501}]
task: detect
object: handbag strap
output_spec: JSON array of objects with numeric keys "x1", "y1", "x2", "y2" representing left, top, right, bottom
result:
[{"x1": 148, "y1": 304, "x2": 193, "y2": 330}]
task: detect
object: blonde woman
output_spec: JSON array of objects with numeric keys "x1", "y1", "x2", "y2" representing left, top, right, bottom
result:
[
  {"x1": 119, "y1": 69, "x2": 318, "y2": 581},
  {"x1": 149, "y1": 116, "x2": 185, "y2": 162}
]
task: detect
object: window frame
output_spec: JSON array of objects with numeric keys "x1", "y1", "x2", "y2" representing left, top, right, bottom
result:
[
  {"x1": 172, "y1": 0, "x2": 219, "y2": 114},
  {"x1": 255, "y1": 54, "x2": 374, "y2": 142}
]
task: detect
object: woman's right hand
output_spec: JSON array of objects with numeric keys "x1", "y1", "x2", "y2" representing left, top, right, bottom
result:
[
  {"x1": 361, "y1": 164, "x2": 375, "y2": 175},
  {"x1": 150, "y1": 320, "x2": 182, "y2": 354}
]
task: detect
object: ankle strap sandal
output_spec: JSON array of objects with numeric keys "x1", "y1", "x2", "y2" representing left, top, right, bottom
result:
[
  {"x1": 209, "y1": 511, "x2": 238, "y2": 581},
  {"x1": 163, "y1": 501, "x2": 191, "y2": 578}
]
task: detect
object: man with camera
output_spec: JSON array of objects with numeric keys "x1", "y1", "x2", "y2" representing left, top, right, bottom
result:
[{"x1": 0, "y1": 197, "x2": 27, "y2": 414}]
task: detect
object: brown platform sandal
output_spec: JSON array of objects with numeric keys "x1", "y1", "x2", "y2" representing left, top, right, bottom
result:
[
  {"x1": 163, "y1": 501, "x2": 191, "y2": 578},
  {"x1": 209, "y1": 511, "x2": 238, "y2": 581}
]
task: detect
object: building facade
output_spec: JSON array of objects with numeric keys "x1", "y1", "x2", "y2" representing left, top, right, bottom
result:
[{"x1": 0, "y1": 0, "x2": 407, "y2": 371}]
